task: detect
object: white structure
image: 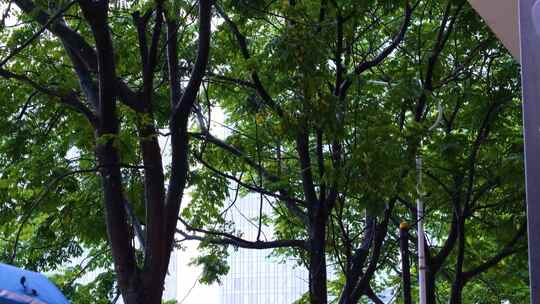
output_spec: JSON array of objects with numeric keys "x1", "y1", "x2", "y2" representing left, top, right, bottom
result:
[
  {"x1": 220, "y1": 247, "x2": 308, "y2": 304},
  {"x1": 468, "y1": 0, "x2": 519, "y2": 59},
  {"x1": 218, "y1": 194, "x2": 308, "y2": 304},
  {"x1": 175, "y1": 193, "x2": 308, "y2": 304}
]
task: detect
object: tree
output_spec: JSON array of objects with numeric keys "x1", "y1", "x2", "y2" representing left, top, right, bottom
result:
[
  {"x1": 387, "y1": 1, "x2": 528, "y2": 302},
  {"x1": 0, "y1": 0, "x2": 528, "y2": 303},
  {"x1": 330, "y1": 0, "x2": 528, "y2": 302},
  {"x1": 0, "y1": 0, "x2": 210, "y2": 302},
  {"x1": 177, "y1": 0, "x2": 416, "y2": 303},
  {"x1": 180, "y1": 0, "x2": 527, "y2": 303}
]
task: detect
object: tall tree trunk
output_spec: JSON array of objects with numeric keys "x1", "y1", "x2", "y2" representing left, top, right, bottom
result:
[
  {"x1": 449, "y1": 280, "x2": 464, "y2": 304},
  {"x1": 80, "y1": 2, "x2": 166, "y2": 302},
  {"x1": 449, "y1": 216, "x2": 466, "y2": 304},
  {"x1": 400, "y1": 222, "x2": 412, "y2": 304},
  {"x1": 426, "y1": 266, "x2": 437, "y2": 304},
  {"x1": 309, "y1": 207, "x2": 328, "y2": 304},
  {"x1": 338, "y1": 215, "x2": 376, "y2": 304}
]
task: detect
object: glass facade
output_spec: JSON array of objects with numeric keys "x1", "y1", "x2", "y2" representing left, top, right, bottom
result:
[{"x1": 218, "y1": 194, "x2": 308, "y2": 304}]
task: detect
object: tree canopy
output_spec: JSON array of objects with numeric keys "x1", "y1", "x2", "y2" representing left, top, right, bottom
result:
[{"x1": 0, "y1": 0, "x2": 528, "y2": 303}]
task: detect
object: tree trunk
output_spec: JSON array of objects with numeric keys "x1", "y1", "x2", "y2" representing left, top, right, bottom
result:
[
  {"x1": 449, "y1": 280, "x2": 463, "y2": 304},
  {"x1": 425, "y1": 268, "x2": 437, "y2": 304},
  {"x1": 309, "y1": 207, "x2": 328, "y2": 304},
  {"x1": 95, "y1": 133, "x2": 166, "y2": 304},
  {"x1": 449, "y1": 216, "x2": 466, "y2": 304},
  {"x1": 118, "y1": 278, "x2": 165, "y2": 304},
  {"x1": 338, "y1": 214, "x2": 376, "y2": 304},
  {"x1": 79, "y1": 2, "x2": 166, "y2": 303},
  {"x1": 399, "y1": 223, "x2": 412, "y2": 304}
]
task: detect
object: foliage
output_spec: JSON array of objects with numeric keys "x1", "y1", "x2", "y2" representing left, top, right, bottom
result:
[{"x1": 0, "y1": 0, "x2": 529, "y2": 303}]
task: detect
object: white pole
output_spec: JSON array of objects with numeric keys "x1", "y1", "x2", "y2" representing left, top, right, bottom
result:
[
  {"x1": 416, "y1": 98, "x2": 442, "y2": 304},
  {"x1": 416, "y1": 154, "x2": 427, "y2": 304}
]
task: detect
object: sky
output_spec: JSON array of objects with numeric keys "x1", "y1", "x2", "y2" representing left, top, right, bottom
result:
[
  {"x1": 161, "y1": 108, "x2": 228, "y2": 303},
  {"x1": 174, "y1": 244, "x2": 220, "y2": 304}
]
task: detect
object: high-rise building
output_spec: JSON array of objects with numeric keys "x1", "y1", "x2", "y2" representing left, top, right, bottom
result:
[
  {"x1": 174, "y1": 192, "x2": 309, "y2": 304},
  {"x1": 218, "y1": 194, "x2": 308, "y2": 304},
  {"x1": 219, "y1": 247, "x2": 308, "y2": 304}
]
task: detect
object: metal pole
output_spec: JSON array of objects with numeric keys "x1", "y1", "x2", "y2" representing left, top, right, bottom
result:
[
  {"x1": 415, "y1": 103, "x2": 442, "y2": 304},
  {"x1": 520, "y1": 0, "x2": 540, "y2": 302},
  {"x1": 416, "y1": 155, "x2": 427, "y2": 304}
]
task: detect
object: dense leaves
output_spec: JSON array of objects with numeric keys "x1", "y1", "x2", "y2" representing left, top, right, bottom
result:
[{"x1": 0, "y1": 0, "x2": 528, "y2": 303}]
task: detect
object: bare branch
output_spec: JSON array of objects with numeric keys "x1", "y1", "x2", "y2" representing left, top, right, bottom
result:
[
  {"x1": 191, "y1": 131, "x2": 309, "y2": 224},
  {"x1": 196, "y1": 154, "x2": 305, "y2": 205},
  {"x1": 177, "y1": 217, "x2": 307, "y2": 250}
]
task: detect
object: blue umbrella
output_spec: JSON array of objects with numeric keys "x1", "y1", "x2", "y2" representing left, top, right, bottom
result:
[{"x1": 0, "y1": 263, "x2": 69, "y2": 304}]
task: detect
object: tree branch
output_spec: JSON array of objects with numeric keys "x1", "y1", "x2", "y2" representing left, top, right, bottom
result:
[
  {"x1": 215, "y1": 4, "x2": 283, "y2": 117},
  {"x1": 12, "y1": 0, "x2": 142, "y2": 111},
  {"x1": 0, "y1": 67, "x2": 98, "y2": 126},
  {"x1": 339, "y1": 0, "x2": 413, "y2": 97},
  {"x1": 191, "y1": 130, "x2": 309, "y2": 224},
  {"x1": 0, "y1": 0, "x2": 78, "y2": 68},
  {"x1": 462, "y1": 224, "x2": 526, "y2": 283},
  {"x1": 163, "y1": 0, "x2": 212, "y2": 281},
  {"x1": 9, "y1": 168, "x2": 99, "y2": 264},
  {"x1": 177, "y1": 218, "x2": 307, "y2": 250}
]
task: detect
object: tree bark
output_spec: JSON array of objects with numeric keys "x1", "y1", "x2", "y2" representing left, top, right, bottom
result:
[
  {"x1": 449, "y1": 215, "x2": 466, "y2": 304},
  {"x1": 79, "y1": 1, "x2": 155, "y2": 302},
  {"x1": 309, "y1": 206, "x2": 328, "y2": 304},
  {"x1": 162, "y1": 0, "x2": 212, "y2": 285},
  {"x1": 338, "y1": 215, "x2": 375, "y2": 304},
  {"x1": 425, "y1": 269, "x2": 437, "y2": 304},
  {"x1": 400, "y1": 223, "x2": 412, "y2": 304}
]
